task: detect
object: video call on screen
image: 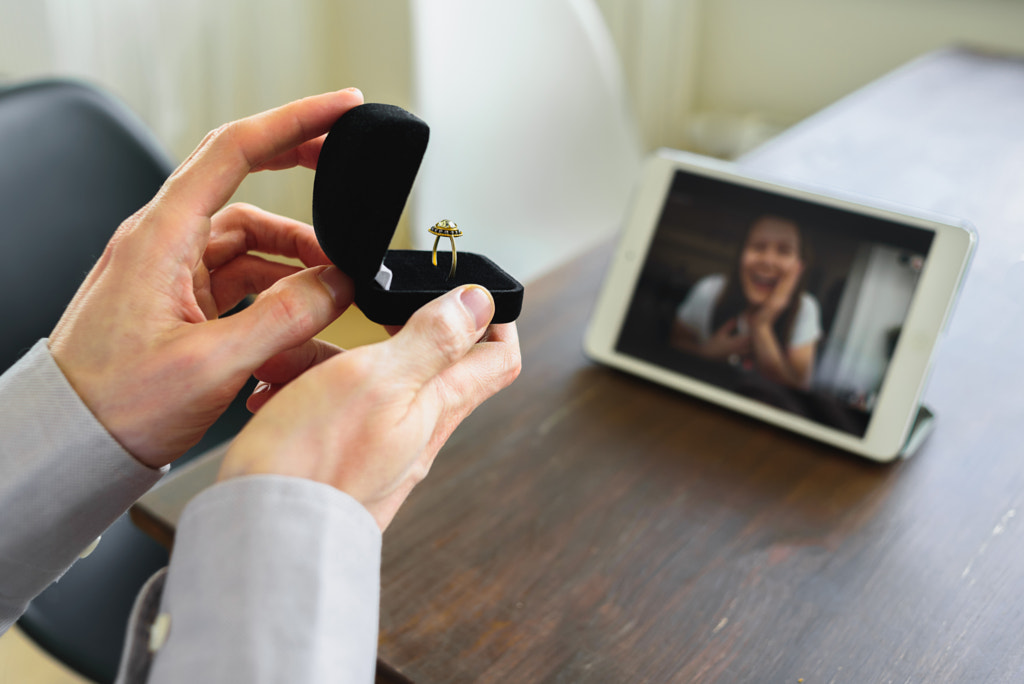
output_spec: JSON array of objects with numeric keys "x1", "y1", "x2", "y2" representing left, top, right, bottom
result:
[{"x1": 616, "y1": 170, "x2": 934, "y2": 437}]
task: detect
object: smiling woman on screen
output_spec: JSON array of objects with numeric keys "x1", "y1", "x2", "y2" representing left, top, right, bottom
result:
[{"x1": 670, "y1": 214, "x2": 821, "y2": 390}]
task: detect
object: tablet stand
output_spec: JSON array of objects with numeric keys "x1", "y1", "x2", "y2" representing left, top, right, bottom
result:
[{"x1": 899, "y1": 404, "x2": 935, "y2": 459}]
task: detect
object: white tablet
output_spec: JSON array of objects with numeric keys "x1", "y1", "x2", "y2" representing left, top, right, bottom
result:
[{"x1": 584, "y1": 150, "x2": 975, "y2": 462}]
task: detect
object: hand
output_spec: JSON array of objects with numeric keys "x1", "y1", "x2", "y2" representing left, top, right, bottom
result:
[
  {"x1": 751, "y1": 261, "x2": 804, "y2": 329},
  {"x1": 48, "y1": 88, "x2": 366, "y2": 469},
  {"x1": 219, "y1": 285, "x2": 522, "y2": 531},
  {"x1": 701, "y1": 318, "x2": 751, "y2": 361}
]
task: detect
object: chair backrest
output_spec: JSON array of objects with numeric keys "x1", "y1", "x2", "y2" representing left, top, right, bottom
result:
[
  {"x1": 0, "y1": 80, "x2": 174, "y2": 371},
  {"x1": 408, "y1": 0, "x2": 643, "y2": 283}
]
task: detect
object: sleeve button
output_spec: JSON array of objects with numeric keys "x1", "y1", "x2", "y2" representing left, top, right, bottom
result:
[
  {"x1": 79, "y1": 537, "x2": 102, "y2": 559},
  {"x1": 148, "y1": 613, "x2": 172, "y2": 653}
]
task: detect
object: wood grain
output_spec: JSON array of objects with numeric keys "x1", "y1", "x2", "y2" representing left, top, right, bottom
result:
[
  {"x1": 376, "y1": 48, "x2": 1024, "y2": 683},
  {"x1": 130, "y1": 47, "x2": 1024, "y2": 683}
]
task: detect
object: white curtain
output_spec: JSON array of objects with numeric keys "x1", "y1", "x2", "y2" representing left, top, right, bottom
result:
[
  {"x1": 1, "y1": 0, "x2": 342, "y2": 222},
  {"x1": 1, "y1": 0, "x2": 715, "y2": 224},
  {"x1": 814, "y1": 245, "x2": 922, "y2": 404},
  {"x1": 594, "y1": 0, "x2": 702, "y2": 151}
]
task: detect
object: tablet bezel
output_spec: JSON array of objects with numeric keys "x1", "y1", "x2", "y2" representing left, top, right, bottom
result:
[{"x1": 584, "y1": 150, "x2": 975, "y2": 462}]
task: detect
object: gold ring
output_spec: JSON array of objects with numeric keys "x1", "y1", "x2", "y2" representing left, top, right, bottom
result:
[{"x1": 428, "y1": 219, "x2": 462, "y2": 280}]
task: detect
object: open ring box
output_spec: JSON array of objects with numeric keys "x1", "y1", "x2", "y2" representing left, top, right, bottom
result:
[{"x1": 312, "y1": 103, "x2": 524, "y2": 325}]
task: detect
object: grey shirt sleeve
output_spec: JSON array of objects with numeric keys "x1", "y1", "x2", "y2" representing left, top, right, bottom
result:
[
  {"x1": 0, "y1": 340, "x2": 166, "y2": 634},
  {"x1": 131, "y1": 476, "x2": 382, "y2": 684},
  {"x1": 675, "y1": 274, "x2": 726, "y2": 343},
  {"x1": 2, "y1": 341, "x2": 384, "y2": 683}
]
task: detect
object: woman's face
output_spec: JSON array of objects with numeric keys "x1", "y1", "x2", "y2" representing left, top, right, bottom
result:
[{"x1": 739, "y1": 216, "x2": 802, "y2": 306}]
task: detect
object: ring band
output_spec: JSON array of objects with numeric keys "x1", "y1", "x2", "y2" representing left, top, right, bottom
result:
[{"x1": 429, "y1": 219, "x2": 462, "y2": 279}]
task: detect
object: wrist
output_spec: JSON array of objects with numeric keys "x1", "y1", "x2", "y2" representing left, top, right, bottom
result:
[
  {"x1": 49, "y1": 343, "x2": 183, "y2": 470},
  {"x1": 749, "y1": 313, "x2": 776, "y2": 333}
]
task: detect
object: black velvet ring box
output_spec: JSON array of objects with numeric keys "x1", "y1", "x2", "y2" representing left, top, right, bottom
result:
[{"x1": 312, "y1": 103, "x2": 524, "y2": 325}]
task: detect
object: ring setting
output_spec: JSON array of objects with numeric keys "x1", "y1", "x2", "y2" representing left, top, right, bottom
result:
[{"x1": 429, "y1": 219, "x2": 462, "y2": 280}]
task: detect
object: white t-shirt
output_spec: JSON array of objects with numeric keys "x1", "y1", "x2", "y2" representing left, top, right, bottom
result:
[{"x1": 675, "y1": 274, "x2": 822, "y2": 348}]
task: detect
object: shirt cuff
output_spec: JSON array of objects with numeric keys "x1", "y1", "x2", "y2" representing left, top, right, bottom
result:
[
  {"x1": 146, "y1": 475, "x2": 382, "y2": 683},
  {"x1": 0, "y1": 340, "x2": 165, "y2": 620}
]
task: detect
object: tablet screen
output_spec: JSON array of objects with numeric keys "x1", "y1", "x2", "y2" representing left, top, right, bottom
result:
[{"x1": 615, "y1": 169, "x2": 935, "y2": 437}]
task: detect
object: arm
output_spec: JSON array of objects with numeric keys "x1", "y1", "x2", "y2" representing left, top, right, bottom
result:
[
  {"x1": 0, "y1": 342, "x2": 164, "y2": 634},
  {"x1": 133, "y1": 288, "x2": 519, "y2": 683},
  {"x1": 747, "y1": 324, "x2": 817, "y2": 390},
  {"x1": 120, "y1": 477, "x2": 382, "y2": 683},
  {"x1": 671, "y1": 276, "x2": 751, "y2": 362},
  {"x1": 1, "y1": 87, "x2": 519, "y2": 680},
  {"x1": 747, "y1": 263, "x2": 817, "y2": 389},
  {"x1": 673, "y1": 317, "x2": 751, "y2": 362},
  {"x1": 2, "y1": 90, "x2": 366, "y2": 633},
  {"x1": 670, "y1": 318, "x2": 703, "y2": 353}
]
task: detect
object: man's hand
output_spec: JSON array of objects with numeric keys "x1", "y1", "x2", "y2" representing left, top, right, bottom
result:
[
  {"x1": 220, "y1": 285, "x2": 522, "y2": 531},
  {"x1": 48, "y1": 88, "x2": 365, "y2": 469}
]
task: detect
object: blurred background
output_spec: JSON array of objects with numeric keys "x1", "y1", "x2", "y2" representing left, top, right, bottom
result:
[
  {"x1": 2, "y1": 1, "x2": 1023, "y2": 681},
  {"x1": 3, "y1": 0, "x2": 1022, "y2": 247}
]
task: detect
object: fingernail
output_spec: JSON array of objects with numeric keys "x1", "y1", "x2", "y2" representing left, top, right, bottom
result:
[
  {"x1": 317, "y1": 266, "x2": 349, "y2": 306},
  {"x1": 252, "y1": 381, "x2": 271, "y2": 395},
  {"x1": 460, "y1": 285, "x2": 494, "y2": 330},
  {"x1": 342, "y1": 87, "x2": 363, "y2": 99}
]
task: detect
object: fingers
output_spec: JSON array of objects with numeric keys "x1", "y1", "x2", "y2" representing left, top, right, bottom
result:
[
  {"x1": 217, "y1": 284, "x2": 522, "y2": 533},
  {"x1": 394, "y1": 298, "x2": 519, "y2": 462},
  {"x1": 254, "y1": 338, "x2": 344, "y2": 384},
  {"x1": 714, "y1": 318, "x2": 738, "y2": 337},
  {"x1": 208, "y1": 254, "x2": 302, "y2": 315},
  {"x1": 161, "y1": 88, "x2": 364, "y2": 222},
  {"x1": 408, "y1": 321, "x2": 521, "y2": 469},
  {"x1": 203, "y1": 203, "x2": 337, "y2": 315},
  {"x1": 246, "y1": 338, "x2": 344, "y2": 413},
  {"x1": 384, "y1": 285, "x2": 496, "y2": 391},
  {"x1": 432, "y1": 323, "x2": 521, "y2": 413},
  {"x1": 731, "y1": 336, "x2": 752, "y2": 356},
  {"x1": 205, "y1": 203, "x2": 332, "y2": 270},
  {"x1": 246, "y1": 381, "x2": 279, "y2": 413},
  {"x1": 215, "y1": 265, "x2": 355, "y2": 374},
  {"x1": 775, "y1": 262, "x2": 805, "y2": 301},
  {"x1": 251, "y1": 136, "x2": 329, "y2": 172}
]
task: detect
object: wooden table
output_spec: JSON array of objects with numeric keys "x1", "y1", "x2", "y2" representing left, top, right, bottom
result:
[{"x1": 135, "y1": 47, "x2": 1024, "y2": 682}]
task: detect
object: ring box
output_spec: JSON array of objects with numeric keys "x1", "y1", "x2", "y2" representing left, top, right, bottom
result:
[{"x1": 312, "y1": 103, "x2": 524, "y2": 325}]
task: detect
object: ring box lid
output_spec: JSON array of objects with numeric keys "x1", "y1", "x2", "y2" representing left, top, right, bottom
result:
[{"x1": 312, "y1": 103, "x2": 523, "y2": 325}]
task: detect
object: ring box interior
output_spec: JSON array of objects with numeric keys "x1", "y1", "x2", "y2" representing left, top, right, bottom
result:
[{"x1": 312, "y1": 103, "x2": 524, "y2": 325}]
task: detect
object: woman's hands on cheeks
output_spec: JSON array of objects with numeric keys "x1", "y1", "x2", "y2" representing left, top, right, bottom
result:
[
  {"x1": 750, "y1": 260, "x2": 804, "y2": 330},
  {"x1": 48, "y1": 88, "x2": 365, "y2": 470},
  {"x1": 747, "y1": 261, "x2": 815, "y2": 388},
  {"x1": 219, "y1": 285, "x2": 521, "y2": 531}
]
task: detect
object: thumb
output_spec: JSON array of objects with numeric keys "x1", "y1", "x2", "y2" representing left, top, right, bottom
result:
[
  {"x1": 385, "y1": 285, "x2": 495, "y2": 389},
  {"x1": 216, "y1": 265, "x2": 354, "y2": 373}
]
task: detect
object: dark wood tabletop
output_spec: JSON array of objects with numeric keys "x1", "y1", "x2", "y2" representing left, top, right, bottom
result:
[
  {"x1": 132, "y1": 47, "x2": 1024, "y2": 683},
  {"x1": 374, "y1": 47, "x2": 1024, "y2": 683}
]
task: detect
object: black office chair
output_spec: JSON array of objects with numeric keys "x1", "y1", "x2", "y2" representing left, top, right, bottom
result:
[{"x1": 0, "y1": 80, "x2": 254, "y2": 682}]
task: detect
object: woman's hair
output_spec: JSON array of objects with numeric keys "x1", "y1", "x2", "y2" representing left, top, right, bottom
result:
[{"x1": 711, "y1": 214, "x2": 811, "y2": 349}]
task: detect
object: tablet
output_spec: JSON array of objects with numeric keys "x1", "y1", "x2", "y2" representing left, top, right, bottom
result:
[{"x1": 584, "y1": 150, "x2": 975, "y2": 461}]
